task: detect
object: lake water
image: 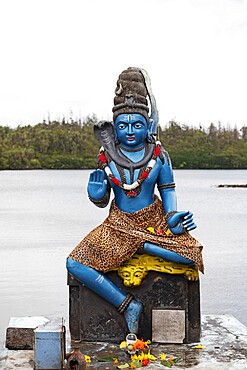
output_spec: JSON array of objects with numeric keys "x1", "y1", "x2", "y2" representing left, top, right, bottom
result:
[{"x1": 0, "y1": 169, "x2": 246, "y2": 345}]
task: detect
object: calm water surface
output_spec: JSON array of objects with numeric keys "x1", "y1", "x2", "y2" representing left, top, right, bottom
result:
[{"x1": 0, "y1": 169, "x2": 246, "y2": 345}]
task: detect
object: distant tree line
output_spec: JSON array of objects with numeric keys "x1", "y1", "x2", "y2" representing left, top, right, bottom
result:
[
  {"x1": 159, "y1": 121, "x2": 247, "y2": 169},
  {"x1": 0, "y1": 115, "x2": 246, "y2": 170}
]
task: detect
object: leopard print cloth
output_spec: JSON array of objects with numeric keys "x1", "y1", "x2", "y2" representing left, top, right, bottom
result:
[{"x1": 68, "y1": 196, "x2": 204, "y2": 273}]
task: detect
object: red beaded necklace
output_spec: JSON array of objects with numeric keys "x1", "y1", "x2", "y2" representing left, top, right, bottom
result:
[{"x1": 99, "y1": 141, "x2": 161, "y2": 197}]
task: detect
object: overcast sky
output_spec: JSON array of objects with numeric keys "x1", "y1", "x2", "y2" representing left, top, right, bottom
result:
[{"x1": 0, "y1": 0, "x2": 246, "y2": 130}]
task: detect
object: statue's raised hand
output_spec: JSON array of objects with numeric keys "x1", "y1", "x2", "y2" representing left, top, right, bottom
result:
[
  {"x1": 167, "y1": 211, "x2": 197, "y2": 235},
  {"x1": 87, "y1": 169, "x2": 107, "y2": 200}
]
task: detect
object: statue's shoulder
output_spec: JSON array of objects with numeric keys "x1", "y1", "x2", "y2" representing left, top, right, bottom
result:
[{"x1": 159, "y1": 145, "x2": 172, "y2": 166}]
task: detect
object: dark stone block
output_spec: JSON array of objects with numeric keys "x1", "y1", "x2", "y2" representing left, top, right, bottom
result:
[
  {"x1": 68, "y1": 271, "x2": 201, "y2": 344},
  {"x1": 5, "y1": 317, "x2": 50, "y2": 350},
  {"x1": 6, "y1": 327, "x2": 34, "y2": 350}
]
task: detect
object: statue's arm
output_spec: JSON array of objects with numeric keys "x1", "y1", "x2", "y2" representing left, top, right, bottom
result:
[
  {"x1": 157, "y1": 150, "x2": 176, "y2": 211},
  {"x1": 158, "y1": 151, "x2": 197, "y2": 234},
  {"x1": 87, "y1": 169, "x2": 111, "y2": 208}
]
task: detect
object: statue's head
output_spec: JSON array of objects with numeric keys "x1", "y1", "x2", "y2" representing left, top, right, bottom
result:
[
  {"x1": 112, "y1": 67, "x2": 159, "y2": 143},
  {"x1": 94, "y1": 68, "x2": 158, "y2": 150},
  {"x1": 115, "y1": 113, "x2": 149, "y2": 148},
  {"x1": 117, "y1": 265, "x2": 148, "y2": 287}
]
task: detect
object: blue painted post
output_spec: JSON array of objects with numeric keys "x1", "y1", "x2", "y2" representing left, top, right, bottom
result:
[{"x1": 34, "y1": 324, "x2": 65, "y2": 369}]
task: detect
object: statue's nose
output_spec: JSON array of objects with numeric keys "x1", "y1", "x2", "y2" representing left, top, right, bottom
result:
[{"x1": 127, "y1": 124, "x2": 134, "y2": 135}]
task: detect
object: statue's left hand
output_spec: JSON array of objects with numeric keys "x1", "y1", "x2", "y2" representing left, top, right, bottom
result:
[{"x1": 167, "y1": 211, "x2": 197, "y2": 235}]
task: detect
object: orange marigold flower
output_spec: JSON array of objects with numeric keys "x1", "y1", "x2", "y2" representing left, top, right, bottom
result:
[
  {"x1": 169, "y1": 355, "x2": 174, "y2": 363},
  {"x1": 133, "y1": 339, "x2": 146, "y2": 350}
]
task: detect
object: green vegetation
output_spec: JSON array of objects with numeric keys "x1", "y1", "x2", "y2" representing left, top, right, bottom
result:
[
  {"x1": 0, "y1": 116, "x2": 246, "y2": 170},
  {"x1": 159, "y1": 121, "x2": 247, "y2": 169}
]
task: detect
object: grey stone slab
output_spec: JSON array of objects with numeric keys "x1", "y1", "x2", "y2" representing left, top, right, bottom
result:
[
  {"x1": 152, "y1": 309, "x2": 185, "y2": 343},
  {"x1": 7, "y1": 317, "x2": 49, "y2": 329}
]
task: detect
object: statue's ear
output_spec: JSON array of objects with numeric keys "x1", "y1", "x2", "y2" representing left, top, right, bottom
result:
[
  {"x1": 148, "y1": 119, "x2": 153, "y2": 131},
  {"x1": 147, "y1": 119, "x2": 153, "y2": 142}
]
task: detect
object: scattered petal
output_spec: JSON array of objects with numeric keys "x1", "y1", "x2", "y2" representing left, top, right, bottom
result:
[
  {"x1": 169, "y1": 355, "x2": 174, "y2": 363},
  {"x1": 147, "y1": 350, "x2": 156, "y2": 361},
  {"x1": 84, "y1": 355, "x2": 91, "y2": 363},
  {"x1": 131, "y1": 354, "x2": 138, "y2": 361},
  {"x1": 120, "y1": 341, "x2": 127, "y2": 349},
  {"x1": 195, "y1": 343, "x2": 205, "y2": 349},
  {"x1": 117, "y1": 363, "x2": 130, "y2": 369},
  {"x1": 159, "y1": 353, "x2": 167, "y2": 361},
  {"x1": 98, "y1": 357, "x2": 115, "y2": 362},
  {"x1": 142, "y1": 359, "x2": 149, "y2": 366}
]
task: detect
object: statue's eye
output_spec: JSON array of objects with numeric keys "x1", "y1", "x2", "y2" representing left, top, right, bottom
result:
[
  {"x1": 118, "y1": 124, "x2": 127, "y2": 130},
  {"x1": 134, "y1": 123, "x2": 142, "y2": 129},
  {"x1": 122, "y1": 272, "x2": 130, "y2": 278},
  {"x1": 134, "y1": 272, "x2": 142, "y2": 277}
]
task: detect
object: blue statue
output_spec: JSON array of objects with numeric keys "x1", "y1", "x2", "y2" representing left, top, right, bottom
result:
[{"x1": 67, "y1": 67, "x2": 204, "y2": 335}]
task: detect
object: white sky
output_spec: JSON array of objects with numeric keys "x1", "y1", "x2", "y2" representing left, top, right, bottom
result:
[{"x1": 0, "y1": 0, "x2": 247, "y2": 129}]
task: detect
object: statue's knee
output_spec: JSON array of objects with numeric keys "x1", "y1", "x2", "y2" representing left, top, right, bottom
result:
[
  {"x1": 66, "y1": 257, "x2": 79, "y2": 273},
  {"x1": 66, "y1": 258, "x2": 96, "y2": 282}
]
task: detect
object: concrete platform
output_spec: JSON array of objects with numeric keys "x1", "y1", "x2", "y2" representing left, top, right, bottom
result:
[{"x1": 0, "y1": 315, "x2": 246, "y2": 369}]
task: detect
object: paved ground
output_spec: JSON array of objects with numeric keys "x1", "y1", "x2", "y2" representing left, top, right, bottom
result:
[{"x1": 0, "y1": 315, "x2": 246, "y2": 369}]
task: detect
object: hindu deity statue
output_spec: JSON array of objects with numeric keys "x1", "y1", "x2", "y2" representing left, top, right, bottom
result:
[{"x1": 66, "y1": 67, "x2": 204, "y2": 335}]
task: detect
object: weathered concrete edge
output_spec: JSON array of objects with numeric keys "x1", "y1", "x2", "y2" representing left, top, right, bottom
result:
[{"x1": 0, "y1": 314, "x2": 247, "y2": 370}]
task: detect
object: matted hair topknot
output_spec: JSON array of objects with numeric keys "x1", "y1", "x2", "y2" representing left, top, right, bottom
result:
[{"x1": 112, "y1": 67, "x2": 149, "y2": 122}]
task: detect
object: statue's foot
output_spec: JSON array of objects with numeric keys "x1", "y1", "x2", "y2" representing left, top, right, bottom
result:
[{"x1": 124, "y1": 299, "x2": 143, "y2": 334}]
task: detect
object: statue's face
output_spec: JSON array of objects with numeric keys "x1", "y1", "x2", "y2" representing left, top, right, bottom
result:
[
  {"x1": 115, "y1": 114, "x2": 148, "y2": 148},
  {"x1": 118, "y1": 265, "x2": 148, "y2": 287}
]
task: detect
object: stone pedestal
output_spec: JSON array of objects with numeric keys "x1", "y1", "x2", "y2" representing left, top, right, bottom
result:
[{"x1": 68, "y1": 271, "x2": 201, "y2": 344}]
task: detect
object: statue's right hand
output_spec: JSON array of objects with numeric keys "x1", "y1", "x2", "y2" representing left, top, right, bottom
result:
[{"x1": 87, "y1": 169, "x2": 107, "y2": 200}]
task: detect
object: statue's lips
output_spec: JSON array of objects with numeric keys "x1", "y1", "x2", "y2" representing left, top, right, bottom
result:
[{"x1": 127, "y1": 137, "x2": 135, "y2": 141}]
